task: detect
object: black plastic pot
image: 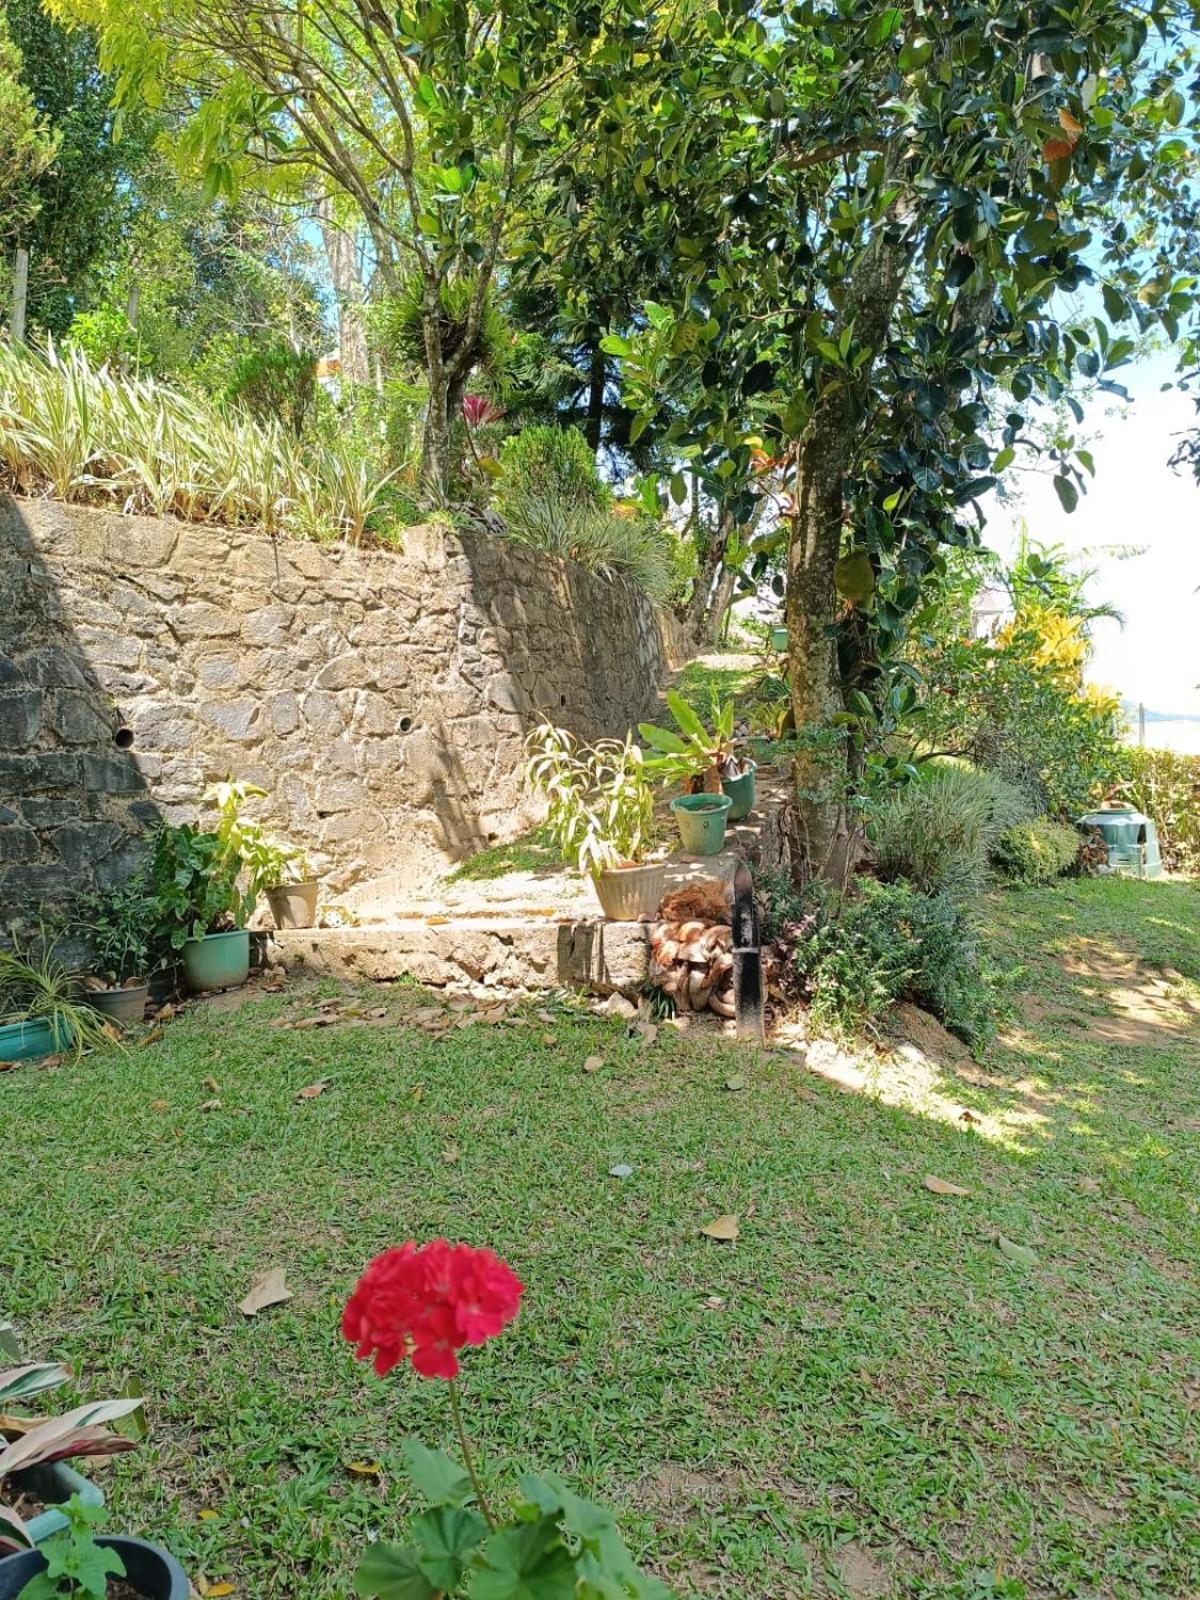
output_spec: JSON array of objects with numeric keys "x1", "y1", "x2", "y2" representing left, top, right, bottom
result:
[{"x1": 0, "y1": 1536, "x2": 188, "y2": 1599}]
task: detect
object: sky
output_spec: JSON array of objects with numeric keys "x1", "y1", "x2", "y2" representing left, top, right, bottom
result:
[{"x1": 986, "y1": 352, "x2": 1200, "y2": 720}]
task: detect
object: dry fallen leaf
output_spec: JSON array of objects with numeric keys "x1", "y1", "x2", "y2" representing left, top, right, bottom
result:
[
  {"x1": 139, "y1": 1028, "x2": 165, "y2": 1048},
  {"x1": 206, "y1": 1585, "x2": 235, "y2": 1598},
  {"x1": 296, "y1": 1082, "x2": 326, "y2": 1101},
  {"x1": 155, "y1": 1004, "x2": 177, "y2": 1022},
  {"x1": 203, "y1": 1076, "x2": 221, "y2": 1094},
  {"x1": 702, "y1": 1295, "x2": 726, "y2": 1310},
  {"x1": 635, "y1": 1022, "x2": 659, "y2": 1046},
  {"x1": 150, "y1": 1098, "x2": 169, "y2": 1112},
  {"x1": 583, "y1": 1055, "x2": 604, "y2": 1074},
  {"x1": 700, "y1": 1214, "x2": 740, "y2": 1242},
  {"x1": 609, "y1": 1163, "x2": 634, "y2": 1179},
  {"x1": 199, "y1": 1098, "x2": 222, "y2": 1113},
  {"x1": 540, "y1": 1033, "x2": 558, "y2": 1047},
  {"x1": 724, "y1": 1074, "x2": 746, "y2": 1092},
  {"x1": 238, "y1": 1267, "x2": 293, "y2": 1317},
  {"x1": 369, "y1": 1007, "x2": 388, "y2": 1019},
  {"x1": 536, "y1": 1010, "x2": 556, "y2": 1025},
  {"x1": 442, "y1": 1143, "x2": 460, "y2": 1164},
  {"x1": 924, "y1": 1175, "x2": 971, "y2": 1197},
  {"x1": 1077, "y1": 1175, "x2": 1102, "y2": 1194},
  {"x1": 959, "y1": 1108, "x2": 982, "y2": 1125},
  {"x1": 411, "y1": 1084, "x2": 424, "y2": 1102},
  {"x1": 198, "y1": 1509, "x2": 219, "y2": 1522},
  {"x1": 346, "y1": 1461, "x2": 382, "y2": 1479}
]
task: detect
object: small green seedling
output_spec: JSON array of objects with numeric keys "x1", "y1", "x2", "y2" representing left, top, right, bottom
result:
[{"x1": 18, "y1": 1496, "x2": 126, "y2": 1599}]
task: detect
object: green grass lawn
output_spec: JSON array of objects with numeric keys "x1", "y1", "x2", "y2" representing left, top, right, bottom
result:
[{"x1": 2, "y1": 879, "x2": 1198, "y2": 1599}]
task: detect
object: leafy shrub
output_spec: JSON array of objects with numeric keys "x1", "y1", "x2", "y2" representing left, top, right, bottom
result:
[
  {"x1": 802, "y1": 879, "x2": 995, "y2": 1046},
  {"x1": 992, "y1": 818, "x2": 1081, "y2": 885},
  {"x1": 1125, "y1": 746, "x2": 1200, "y2": 874},
  {"x1": 870, "y1": 764, "x2": 1031, "y2": 904},
  {"x1": 147, "y1": 823, "x2": 246, "y2": 952},
  {"x1": 493, "y1": 424, "x2": 608, "y2": 516},
  {"x1": 226, "y1": 340, "x2": 318, "y2": 435}
]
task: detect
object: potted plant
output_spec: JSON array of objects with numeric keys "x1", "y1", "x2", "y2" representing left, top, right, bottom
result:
[
  {"x1": 0, "y1": 1497, "x2": 187, "y2": 1600},
  {"x1": 639, "y1": 692, "x2": 754, "y2": 847},
  {"x1": 0, "y1": 945, "x2": 117, "y2": 1065},
  {"x1": 147, "y1": 824, "x2": 249, "y2": 995},
  {"x1": 0, "y1": 1360, "x2": 144, "y2": 1556},
  {"x1": 73, "y1": 880, "x2": 157, "y2": 1027},
  {"x1": 204, "y1": 780, "x2": 318, "y2": 930},
  {"x1": 525, "y1": 723, "x2": 663, "y2": 920}
]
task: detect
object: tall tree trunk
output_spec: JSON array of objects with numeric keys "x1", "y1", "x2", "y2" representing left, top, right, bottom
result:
[
  {"x1": 786, "y1": 406, "x2": 856, "y2": 881},
  {"x1": 584, "y1": 345, "x2": 606, "y2": 451},
  {"x1": 316, "y1": 199, "x2": 369, "y2": 386},
  {"x1": 679, "y1": 505, "x2": 733, "y2": 641},
  {"x1": 702, "y1": 563, "x2": 738, "y2": 647}
]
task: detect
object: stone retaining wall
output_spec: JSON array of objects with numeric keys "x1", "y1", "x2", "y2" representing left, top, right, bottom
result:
[{"x1": 0, "y1": 497, "x2": 683, "y2": 923}]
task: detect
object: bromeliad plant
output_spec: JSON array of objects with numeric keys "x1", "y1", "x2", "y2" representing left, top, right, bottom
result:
[
  {"x1": 525, "y1": 723, "x2": 656, "y2": 876},
  {"x1": 639, "y1": 691, "x2": 743, "y2": 794},
  {"x1": 344, "y1": 1241, "x2": 671, "y2": 1600},
  {"x1": 0, "y1": 1364, "x2": 144, "y2": 1553}
]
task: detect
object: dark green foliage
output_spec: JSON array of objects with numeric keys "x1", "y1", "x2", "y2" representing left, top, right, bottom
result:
[
  {"x1": 802, "y1": 879, "x2": 996, "y2": 1047},
  {"x1": 226, "y1": 341, "x2": 318, "y2": 435},
  {"x1": 147, "y1": 823, "x2": 244, "y2": 951},
  {"x1": 992, "y1": 819, "x2": 1081, "y2": 886},
  {"x1": 3, "y1": 0, "x2": 154, "y2": 335},
  {"x1": 73, "y1": 875, "x2": 157, "y2": 984}
]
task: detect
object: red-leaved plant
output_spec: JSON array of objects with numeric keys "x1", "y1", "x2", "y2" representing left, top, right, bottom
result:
[{"x1": 344, "y1": 1240, "x2": 671, "y2": 1599}]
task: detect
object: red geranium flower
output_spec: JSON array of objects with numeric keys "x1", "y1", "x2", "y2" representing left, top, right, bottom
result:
[{"x1": 342, "y1": 1240, "x2": 524, "y2": 1381}]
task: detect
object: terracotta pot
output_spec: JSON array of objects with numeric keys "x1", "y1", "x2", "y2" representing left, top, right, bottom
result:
[
  {"x1": 592, "y1": 862, "x2": 666, "y2": 921},
  {"x1": 266, "y1": 880, "x2": 319, "y2": 930}
]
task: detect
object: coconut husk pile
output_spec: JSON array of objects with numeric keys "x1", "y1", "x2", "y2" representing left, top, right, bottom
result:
[{"x1": 649, "y1": 880, "x2": 736, "y2": 1018}]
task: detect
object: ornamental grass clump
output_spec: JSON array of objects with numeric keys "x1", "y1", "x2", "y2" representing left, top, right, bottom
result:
[{"x1": 343, "y1": 1240, "x2": 671, "y2": 1599}]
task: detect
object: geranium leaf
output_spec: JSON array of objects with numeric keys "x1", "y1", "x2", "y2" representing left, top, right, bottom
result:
[
  {"x1": 469, "y1": 1515, "x2": 577, "y2": 1599},
  {"x1": 412, "y1": 1507, "x2": 488, "y2": 1590},
  {"x1": 402, "y1": 1438, "x2": 474, "y2": 1508},
  {"x1": 354, "y1": 1542, "x2": 438, "y2": 1600}
]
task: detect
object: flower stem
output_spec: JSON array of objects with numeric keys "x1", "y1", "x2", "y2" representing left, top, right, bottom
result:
[{"x1": 449, "y1": 1377, "x2": 495, "y2": 1530}]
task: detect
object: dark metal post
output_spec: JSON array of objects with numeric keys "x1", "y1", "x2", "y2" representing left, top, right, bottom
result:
[{"x1": 731, "y1": 860, "x2": 763, "y2": 1041}]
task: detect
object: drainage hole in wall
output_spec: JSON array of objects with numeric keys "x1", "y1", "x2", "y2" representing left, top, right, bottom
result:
[
  {"x1": 398, "y1": 715, "x2": 414, "y2": 733},
  {"x1": 559, "y1": 695, "x2": 567, "y2": 707},
  {"x1": 112, "y1": 726, "x2": 135, "y2": 750}
]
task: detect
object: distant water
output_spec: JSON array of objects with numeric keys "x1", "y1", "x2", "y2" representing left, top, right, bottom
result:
[{"x1": 1128, "y1": 720, "x2": 1200, "y2": 755}]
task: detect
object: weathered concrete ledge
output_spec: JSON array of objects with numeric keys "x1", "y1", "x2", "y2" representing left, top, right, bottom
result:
[{"x1": 266, "y1": 917, "x2": 654, "y2": 995}]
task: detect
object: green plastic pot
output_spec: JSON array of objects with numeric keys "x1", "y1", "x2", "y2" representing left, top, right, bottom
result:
[
  {"x1": 9, "y1": 1463, "x2": 103, "y2": 1547},
  {"x1": 0, "y1": 1017, "x2": 74, "y2": 1063},
  {"x1": 0, "y1": 1535, "x2": 189, "y2": 1599},
  {"x1": 770, "y1": 626, "x2": 789, "y2": 652},
  {"x1": 721, "y1": 760, "x2": 757, "y2": 822},
  {"x1": 181, "y1": 930, "x2": 250, "y2": 994},
  {"x1": 671, "y1": 792, "x2": 733, "y2": 856}
]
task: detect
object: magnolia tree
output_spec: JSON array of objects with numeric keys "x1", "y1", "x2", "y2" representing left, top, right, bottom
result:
[
  {"x1": 54, "y1": 0, "x2": 691, "y2": 496},
  {"x1": 567, "y1": 0, "x2": 1200, "y2": 873}
]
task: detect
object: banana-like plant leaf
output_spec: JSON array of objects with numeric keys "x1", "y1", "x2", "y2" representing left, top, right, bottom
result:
[
  {"x1": 0, "y1": 1399, "x2": 144, "y2": 1476},
  {"x1": 0, "y1": 1499, "x2": 32, "y2": 1554},
  {"x1": 665, "y1": 690, "x2": 707, "y2": 743},
  {"x1": 0, "y1": 1364, "x2": 71, "y2": 1405},
  {"x1": 636, "y1": 723, "x2": 688, "y2": 754}
]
